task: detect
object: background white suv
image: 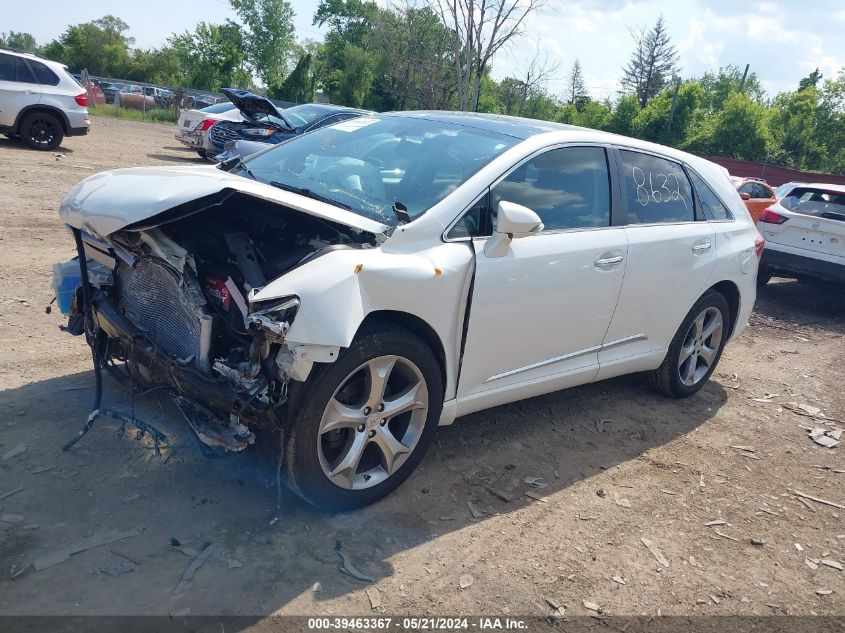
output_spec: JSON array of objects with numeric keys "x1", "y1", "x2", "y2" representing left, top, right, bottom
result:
[
  {"x1": 0, "y1": 49, "x2": 90, "y2": 150},
  {"x1": 757, "y1": 183, "x2": 845, "y2": 285}
]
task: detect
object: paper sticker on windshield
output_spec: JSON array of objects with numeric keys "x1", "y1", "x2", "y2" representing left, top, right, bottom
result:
[{"x1": 332, "y1": 117, "x2": 379, "y2": 132}]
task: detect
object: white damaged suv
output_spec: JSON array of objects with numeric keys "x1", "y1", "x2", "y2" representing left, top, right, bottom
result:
[{"x1": 56, "y1": 112, "x2": 760, "y2": 510}]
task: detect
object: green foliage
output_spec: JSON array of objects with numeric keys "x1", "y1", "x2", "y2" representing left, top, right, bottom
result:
[
  {"x1": 42, "y1": 15, "x2": 133, "y2": 76},
  {"x1": 322, "y1": 41, "x2": 373, "y2": 108},
  {"x1": 697, "y1": 65, "x2": 765, "y2": 112},
  {"x1": 621, "y1": 15, "x2": 680, "y2": 108},
  {"x1": 272, "y1": 53, "x2": 315, "y2": 103},
  {"x1": 168, "y1": 22, "x2": 252, "y2": 92},
  {"x1": 230, "y1": 0, "x2": 296, "y2": 89},
  {"x1": 769, "y1": 87, "x2": 824, "y2": 169},
  {"x1": 798, "y1": 68, "x2": 822, "y2": 92},
  {"x1": 683, "y1": 92, "x2": 770, "y2": 160},
  {"x1": 20, "y1": 7, "x2": 845, "y2": 175},
  {"x1": 0, "y1": 31, "x2": 40, "y2": 53},
  {"x1": 606, "y1": 94, "x2": 640, "y2": 136},
  {"x1": 89, "y1": 104, "x2": 177, "y2": 124}
]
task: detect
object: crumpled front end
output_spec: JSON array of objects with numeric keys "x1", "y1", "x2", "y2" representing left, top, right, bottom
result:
[{"x1": 58, "y1": 188, "x2": 378, "y2": 452}]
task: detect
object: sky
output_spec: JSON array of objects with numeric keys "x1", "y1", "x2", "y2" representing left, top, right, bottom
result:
[{"x1": 4, "y1": 0, "x2": 844, "y2": 100}]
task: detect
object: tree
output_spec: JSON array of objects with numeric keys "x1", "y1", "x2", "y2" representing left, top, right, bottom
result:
[
  {"x1": 769, "y1": 88, "x2": 824, "y2": 169},
  {"x1": 42, "y1": 16, "x2": 134, "y2": 76},
  {"x1": 168, "y1": 22, "x2": 252, "y2": 91},
  {"x1": 431, "y1": 0, "x2": 546, "y2": 111},
  {"x1": 370, "y1": 4, "x2": 455, "y2": 110},
  {"x1": 798, "y1": 67, "x2": 822, "y2": 92},
  {"x1": 566, "y1": 58, "x2": 588, "y2": 109},
  {"x1": 684, "y1": 92, "x2": 770, "y2": 160},
  {"x1": 817, "y1": 70, "x2": 845, "y2": 173},
  {"x1": 620, "y1": 15, "x2": 679, "y2": 108},
  {"x1": 230, "y1": 0, "x2": 296, "y2": 89},
  {"x1": 698, "y1": 65, "x2": 765, "y2": 112},
  {"x1": 632, "y1": 81, "x2": 702, "y2": 145},
  {"x1": 321, "y1": 41, "x2": 373, "y2": 107},
  {"x1": 0, "y1": 31, "x2": 39, "y2": 53},
  {"x1": 272, "y1": 52, "x2": 315, "y2": 103},
  {"x1": 606, "y1": 94, "x2": 640, "y2": 135}
]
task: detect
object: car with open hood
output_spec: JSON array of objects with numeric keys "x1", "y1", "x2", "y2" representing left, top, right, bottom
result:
[
  {"x1": 175, "y1": 101, "x2": 244, "y2": 159},
  {"x1": 54, "y1": 112, "x2": 760, "y2": 510},
  {"x1": 206, "y1": 88, "x2": 370, "y2": 158}
]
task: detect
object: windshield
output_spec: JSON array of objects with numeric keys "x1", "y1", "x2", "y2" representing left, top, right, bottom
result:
[
  {"x1": 201, "y1": 102, "x2": 235, "y2": 114},
  {"x1": 243, "y1": 115, "x2": 518, "y2": 225},
  {"x1": 780, "y1": 186, "x2": 845, "y2": 219},
  {"x1": 281, "y1": 104, "x2": 331, "y2": 128}
]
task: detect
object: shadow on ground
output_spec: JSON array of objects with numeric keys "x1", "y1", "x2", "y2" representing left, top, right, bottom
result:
[
  {"x1": 754, "y1": 276, "x2": 845, "y2": 334},
  {"x1": 0, "y1": 358, "x2": 727, "y2": 618}
]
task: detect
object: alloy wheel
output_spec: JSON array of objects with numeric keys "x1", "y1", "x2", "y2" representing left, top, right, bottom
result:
[
  {"x1": 29, "y1": 117, "x2": 58, "y2": 147},
  {"x1": 317, "y1": 355, "x2": 429, "y2": 490},
  {"x1": 678, "y1": 306, "x2": 723, "y2": 386}
]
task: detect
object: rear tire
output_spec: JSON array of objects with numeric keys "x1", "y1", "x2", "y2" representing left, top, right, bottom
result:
[
  {"x1": 284, "y1": 322, "x2": 443, "y2": 511},
  {"x1": 20, "y1": 111, "x2": 64, "y2": 150},
  {"x1": 645, "y1": 290, "x2": 730, "y2": 398}
]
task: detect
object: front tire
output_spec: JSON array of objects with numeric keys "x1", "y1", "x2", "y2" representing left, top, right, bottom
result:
[
  {"x1": 285, "y1": 322, "x2": 443, "y2": 511},
  {"x1": 645, "y1": 290, "x2": 730, "y2": 398},
  {"x1": 20, "y1": 112, "x2": 64, "y2": 150}
]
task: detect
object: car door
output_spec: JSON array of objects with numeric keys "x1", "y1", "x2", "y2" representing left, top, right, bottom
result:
[
  {"x1": 455, "y1": 145, "x2": 628, "y2": 410},
  {"x1": 597, "y1": 148, "x2": 716, "y2": 379},
  {"x1": 0, "y1": 53, "x2": 41, "y2": 128}
]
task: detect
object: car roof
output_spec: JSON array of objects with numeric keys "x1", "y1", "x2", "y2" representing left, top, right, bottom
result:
[
  {"x1": 0, "y1": 47, "x2": 67, "y2": 69},
  {"x1": 384, "y1": 110, "x2": 580, "y2": 139},
  {"x1": 789, "y1": 183, "x2": 845, "y2": 194}
]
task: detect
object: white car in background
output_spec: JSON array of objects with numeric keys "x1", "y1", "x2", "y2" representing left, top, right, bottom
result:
[
  {"x1": 56, "y1": 113, "x2": 760, "y2": 510},
  {"x1": 757, "y1": 183, "x2": 845, "y2": 285},
  {"x1": 0, "y1": 48, "x2": 90, "y2": 150},
  {"x1": 175, "y1": 101, "x2": 242, "y2": 158}
]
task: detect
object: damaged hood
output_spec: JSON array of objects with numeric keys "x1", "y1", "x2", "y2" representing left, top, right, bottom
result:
[
  {"x1": 59, "y1": 165, "x2": 391, "y2": 237},
  {"x1": 221, "y1": 88, "x2": 291, "y2": 126}
]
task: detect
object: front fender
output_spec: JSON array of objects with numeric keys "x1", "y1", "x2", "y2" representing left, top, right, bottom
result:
[{"x1": 251, "y1": 242, "x2": 475, "y2": 399}]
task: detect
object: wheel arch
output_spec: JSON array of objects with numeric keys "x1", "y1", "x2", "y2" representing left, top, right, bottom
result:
[
  {"x1": 358, "y1": 310, "x2": 448, "y2": 398},
  {"x1": 706, "y1": 280, "x2": 740, "y2": 339},
  {"x1": 14, "y1": 105, "x2": 70, "y2": 135}
]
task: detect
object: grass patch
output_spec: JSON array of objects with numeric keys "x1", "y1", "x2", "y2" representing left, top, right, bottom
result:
[{"x1": 89, "y1": 104, "x2": 178, "y2": 124}]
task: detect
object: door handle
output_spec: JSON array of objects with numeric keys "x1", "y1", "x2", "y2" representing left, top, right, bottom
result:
[
  {"x1": 594, "y1": 255, "x2": 624, "y2": 266},
  {"x1": 25, "y1": 90, "x2": 39, "y2": 94},
  {"x1": 692, "y1": 240, "x2": 712, "y2": 252}
]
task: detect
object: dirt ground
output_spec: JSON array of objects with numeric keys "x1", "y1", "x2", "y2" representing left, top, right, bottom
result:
[{"x1": 0, "y1": 117, "x2": 843, "y2": 621}]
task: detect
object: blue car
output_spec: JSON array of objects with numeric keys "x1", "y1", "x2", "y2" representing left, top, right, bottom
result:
[{"x1": 207, "y1": 88, "x2": 371, "y2": 159}]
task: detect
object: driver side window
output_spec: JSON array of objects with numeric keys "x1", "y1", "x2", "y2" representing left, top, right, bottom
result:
[
  {"x1": 492, "y1": 146, "x2": 611, "y2": 231},
  {"x1": 446, "y1": 146, "x2": 612, "y2": 239}
]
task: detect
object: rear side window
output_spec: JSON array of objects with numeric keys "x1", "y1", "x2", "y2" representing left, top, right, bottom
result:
[
  {"x1": 492, "y1": 146, "x2": 611, "y2": 231},
  {"x1": 688, "y1": 171, "x2": 733, "y2": 221},
  {"x1": 28, "y1": 60, "x2": 60, "y2": 86},
  {"x1": 620, "y1": 150, "x2": 694, "y2": 224},
  {"x1": 781, "y1": 187, "x2": 845, "y2": 219},
  {"x1": 0, "y1": 53, "x2": 36, "y2": 83}
]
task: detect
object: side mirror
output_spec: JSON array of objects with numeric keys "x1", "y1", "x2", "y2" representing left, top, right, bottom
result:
[
  {"x1": 740, "y1": 192, "x2": 751, "y2": 201},
  {"x1": 483, "y1": 201, "x2": 543, "y2": 258}
]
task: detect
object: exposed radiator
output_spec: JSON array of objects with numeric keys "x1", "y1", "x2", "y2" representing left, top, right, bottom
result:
[{"x1": 115, "y1": 259, "x2": 205, "y2": 363}]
